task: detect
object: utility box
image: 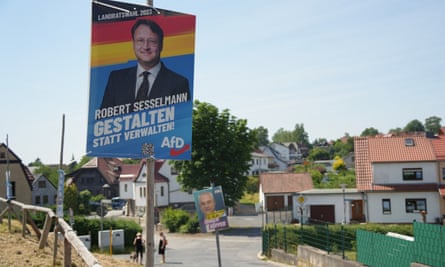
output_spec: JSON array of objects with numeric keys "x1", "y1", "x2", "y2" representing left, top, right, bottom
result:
[
  {"x1": 98, "y1": 229, "x2": 125, "y2": 250},
  {"x1": 78, "y1": 235, "x2": 91, "y2": 250}
]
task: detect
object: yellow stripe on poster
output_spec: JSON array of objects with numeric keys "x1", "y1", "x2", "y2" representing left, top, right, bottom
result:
[{"x1": 91, "y1": 33, "x2": 195, "y2": 67}]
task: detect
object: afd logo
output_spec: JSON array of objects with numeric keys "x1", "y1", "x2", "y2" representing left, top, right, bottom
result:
[{"x1": 161, "y1": 136, "x2": 190, "y2": 156}]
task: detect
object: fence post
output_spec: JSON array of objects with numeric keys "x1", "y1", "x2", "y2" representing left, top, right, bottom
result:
[
  {"x1": 262, "y1": 229, "x2": 268, "y2": 256},
  {"x1": 274, "y1": 224, "x2": 278, "y2": 249},
  {"x1": 284, "y1": 226, "x2": 287, "y2": 252},
  {"x1": 300, "y1": 219, "x2": 304, "y2": 245},
  {"x1": 341, "y1": 224, "x2": 345, "y2": 259},
  {"x1": 326, "y1": 223, "x2": 330, "y2": 253}
]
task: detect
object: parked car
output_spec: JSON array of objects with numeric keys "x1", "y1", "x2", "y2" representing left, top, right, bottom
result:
[{"x1": 111, "y1": 197, "x2": 127, "y2": 210}]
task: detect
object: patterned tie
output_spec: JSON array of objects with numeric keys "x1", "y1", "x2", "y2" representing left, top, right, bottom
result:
[{"x1": 136, "y1": 71, "x2": 150, "y2": 101}]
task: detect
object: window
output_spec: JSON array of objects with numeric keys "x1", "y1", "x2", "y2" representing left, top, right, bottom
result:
[
  {"x1": 38, "y1": 181, "x2": 46, "y2": 188},
  {"x1": 405, "y1": 138, "x2": 415, "y2": 146},
  {"x1": 382, "y1": 199, "x2": 391, "y2": 214},
  {"x1": 43, "y1": 195, "x2": 49, "y2": 204},
  {"x1": 124, "y1": 184, "x2": 128, "y2": 192},
  {"x1": 442, "y1": 168, "x2": 445, "y2": 180},
  {"x1": 405, "y1": 198, "x2": 426, "y2": 213},
  {"x1": 160, "y1": 186, "x2": 164, "y2": 197},
  {"x1": 10, "y1": 182, "x2": 16, "y2": 198},
  {"x1": 0, "y1": 152, "x2": 5, "y2": 159},
  {"x1": 403, "y1": 168, "x2": 423, "y2": 180},
  {"x1": 35, "y1": 196, "x2": 41, "y2": 205}
]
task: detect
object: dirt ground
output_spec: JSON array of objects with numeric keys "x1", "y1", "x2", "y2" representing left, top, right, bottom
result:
[{"x1": 0, "y1": 220, "x2": 139, "y2": 267}]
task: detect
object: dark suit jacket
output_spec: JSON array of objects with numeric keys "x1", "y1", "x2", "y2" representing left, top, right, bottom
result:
[{"x1": 100, "y1": 62, "x2": 190, "y2": 109}]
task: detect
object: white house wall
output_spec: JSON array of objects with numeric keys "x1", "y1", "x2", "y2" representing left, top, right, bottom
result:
[
  {"x1": 119, "y1": 181, "x2": 134, "y2": 200},
  {"x1": 367, "y1": 192, "x2": 441, "y2": 223},
  {"x1": 373, "y1": 162, "x2": 437, "y2": 184},
  {"x1": 292, "y1": 193, "x2": 363, "y2": 224},
  {"x1": 158, "y1": 161, "x2": 194, "y2": 204}
]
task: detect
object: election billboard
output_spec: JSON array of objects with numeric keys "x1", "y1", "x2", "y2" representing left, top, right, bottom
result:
[
  {"x1": 194, "y1": 186, "x2": 229, "y2": 233},
  {"x1": 87, "y1": 0, "x2": 195, "y2": 160}
]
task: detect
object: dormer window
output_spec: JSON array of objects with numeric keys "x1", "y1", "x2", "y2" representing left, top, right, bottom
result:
[{"x1": 405, "y1": 138, "x2": 415, "y2": 146}]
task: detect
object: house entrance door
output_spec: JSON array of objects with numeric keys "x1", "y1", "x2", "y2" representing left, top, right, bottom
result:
[{"x1": 351, "y1": 200, "x2": 365, "y2": 222}]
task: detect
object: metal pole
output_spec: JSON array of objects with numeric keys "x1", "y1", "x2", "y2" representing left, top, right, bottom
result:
[
  {"x1": 210, "y1": 182, "x2": 222, "y2": 267},
  {"x1": 143, "y1": 143, "x2": 155, "y2": 267},
  {"x1": 340, "y1": 184, "x2": 346, "y2": 224}
]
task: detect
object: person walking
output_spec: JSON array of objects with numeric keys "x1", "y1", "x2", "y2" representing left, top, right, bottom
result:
[
  {"x1": 133, "y1": 232, "x2": 145, "y2": 264},
  {"x1": 158, "y1": 232, "x2": 168, "y2": 264}
]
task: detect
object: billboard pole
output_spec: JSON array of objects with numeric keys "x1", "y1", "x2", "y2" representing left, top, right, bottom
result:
[
  {"x1": 211, "y1": 182, "x2": 222, "y2": 267},
  {"x1": 145, "y1": 1, "x2": 154, "y2": 266},
  {"x1": 143, "y1": 144, "x2": 155, "y2": 267}
]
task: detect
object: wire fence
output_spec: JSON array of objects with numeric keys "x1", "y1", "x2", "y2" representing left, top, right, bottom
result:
[{"x1": 262, "y1": 217, "x2": 357, "y2": 260}]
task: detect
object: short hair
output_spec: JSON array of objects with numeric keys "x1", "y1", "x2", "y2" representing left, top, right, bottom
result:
[{"x1": 131, "y1": 19, "x2": 164, "y2": 47}]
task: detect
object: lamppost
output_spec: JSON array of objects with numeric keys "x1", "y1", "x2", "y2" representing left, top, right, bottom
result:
[
  {"x1": 100, "y1": 184, "x2": 110, "y2": 231},
  {"x1": 340, "y1": 183, "x2": 347, "y2": 260},
  {"x1": 340, "y1": 184, "x2": 346, "y2": 224}
]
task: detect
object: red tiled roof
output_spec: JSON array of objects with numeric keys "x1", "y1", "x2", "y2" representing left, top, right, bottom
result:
[
  {"x1": 368, "y1": 136, "x2": 435, "y2": 162},
  {"x1": 354, "y1": 135, "x2": 438, "y2": 191},
  {"x1": 431, "y1": 135, "x2": 445, "y2": 160},
  {"x1": 260, "y1": 172, "x2": 313, "y2": 194}
]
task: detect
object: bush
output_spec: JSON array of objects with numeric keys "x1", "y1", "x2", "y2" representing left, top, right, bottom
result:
[
  {"x1": 179, "y1": 214, "x2": 200, "y2": 233},
  {"x1": 162, "y1": 207, "x2": 191, "y2": 233}
]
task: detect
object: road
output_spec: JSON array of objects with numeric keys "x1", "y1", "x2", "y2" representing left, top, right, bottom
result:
[{"x1": 111, "y1": 214, "x2": 288, "y2": 267}]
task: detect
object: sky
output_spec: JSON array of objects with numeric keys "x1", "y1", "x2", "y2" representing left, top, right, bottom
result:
[{"x1": 1, "y1": 0, "x2": 444, "y2": 165}]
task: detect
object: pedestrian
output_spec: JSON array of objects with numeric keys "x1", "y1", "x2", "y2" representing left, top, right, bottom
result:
[
  {"x1": 158, "y1": 231, "x2": 168, "y2": 264},
  {"x1": 133, "y1": 232, "x2": 145, "y2": 264}
]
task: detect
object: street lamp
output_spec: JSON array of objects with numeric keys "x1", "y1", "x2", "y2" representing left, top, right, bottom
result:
[
  {"x1": 100, "y1": 184, "x2": 110, "y2": 231},
  {"x1": 340, "y1": 184, "x2": 346, "y2": 224}
]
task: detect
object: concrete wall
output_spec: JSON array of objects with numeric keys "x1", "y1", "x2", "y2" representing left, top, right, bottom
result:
[{"x1": 270, "y1": 246, "x2": 365, "y2": 267}]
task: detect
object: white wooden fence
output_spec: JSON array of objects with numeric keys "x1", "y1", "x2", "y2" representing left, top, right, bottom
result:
[{"x1": 0, "y1": 197, "x2": 102, "y2": 267}]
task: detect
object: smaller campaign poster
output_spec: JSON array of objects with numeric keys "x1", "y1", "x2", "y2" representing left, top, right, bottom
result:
[{"x1": 194, "y1": 186, "x2": 229, "y2": 233}]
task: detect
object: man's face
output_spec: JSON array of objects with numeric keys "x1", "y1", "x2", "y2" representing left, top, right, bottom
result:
[
  {"x1": 133, "y1": 24, "x2": 162, "y2": 69},
  {"x1": 199, "y1": 193, "x2": 215, "y2": 215}
]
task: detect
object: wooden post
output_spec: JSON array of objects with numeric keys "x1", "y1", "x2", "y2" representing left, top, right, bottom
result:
[{"x1": 145, "y1": 156, "x2": 155, "y2": 266}]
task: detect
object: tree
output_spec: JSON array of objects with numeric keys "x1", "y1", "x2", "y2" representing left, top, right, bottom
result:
[
  {"x1": 28, "y1": 158, "x2": 43, "y2": 167},
  {"x1": 403, "y1": 119, "x2": 425, "y2": 133},
  {"x1": 333, "y1": 156, "x2": 347, "y2": 172},
  {"x1": 307, "y1": 147, "x2": 330, "y2": 161},
  {"x1": 272, "y1": 128, "x2": 293, "y2": 143},
  {"x1": 32, "y1": 164, "x2": 59, "y2": 186},
  {"x1": 171, "y1": 101, "x2": 255, "y2": 207},
  {"x1": 332, "y1": 137, "x2": 354, "y2": 158},
  {"x1": 272, "y1": 123, "x2": 310, "y2": 146},
  {"x1": 424, "y1": 116, "x2": 442, "y2": 134},
  {"x1": 388, "y1": 127, "x2": 403, "y2": 135},
  {"x1": 360, "y1": 127, "x2": 380, "y2": 137},
  {"x1": 64, "y1": 183, "x2": 79, "y2": 215},
  {"x1": 292, "y1": 123, "x2": 310, "y2": 147},
  {"x1": 252, "y1": 126, "x2": 269, "y2": 147}
]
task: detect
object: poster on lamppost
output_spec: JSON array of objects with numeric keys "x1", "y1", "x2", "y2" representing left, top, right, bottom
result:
[
  {"x1": 194, "y1": 186, "x2": 229, "y2": 233},
  {"x1": 86, "y1": 0, "x2": 195, "y2": 160}
]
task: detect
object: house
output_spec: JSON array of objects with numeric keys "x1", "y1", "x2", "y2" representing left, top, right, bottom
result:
[
  {"x1": 248, "y1": 151, "x2": 272, "y2": 176},
  {"x1": 260, "y1": 143, "x2": 290, "y2": 171},
  {"x1": 31, "y1": 175, "x2": 57, "y2": 207},
  {"x1": 281, "y1": 142, "x2": 303, "y2": 163},
  {"x1": 0, "y1": 143, "x2": 34, "y2": 204},
  {"x1": 259, "y1": 172, "x2": 313, "y2": 211},
  {"x1": 354, "y1": 134, "x2": 443, "y2": 223},
  {"x1": 67, "y1": 158, "x2": 122, "y2": 198},
  {"x1": 293, "y1": 188, "x2": 365, "y2": 224},
  {"x1": 68, "y1": 157, "x2": 195, "y2": 216},
  {"x1": 119, "y1": 159, "x2": 195, "y2": 216}
]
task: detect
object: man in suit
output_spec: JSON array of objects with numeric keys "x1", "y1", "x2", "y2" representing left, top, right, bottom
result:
[{"x1": 100, "y1": 19, "x2": 190, "y2": 110}]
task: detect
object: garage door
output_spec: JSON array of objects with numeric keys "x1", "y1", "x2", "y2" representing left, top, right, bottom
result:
[{"x1": 310, "y1": 205, "x2": 335, "y2": 223}]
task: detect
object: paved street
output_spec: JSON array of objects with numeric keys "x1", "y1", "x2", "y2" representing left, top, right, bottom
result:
[{"x1": 112, "y1": 214, "x2": 289, "y2": 267}]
